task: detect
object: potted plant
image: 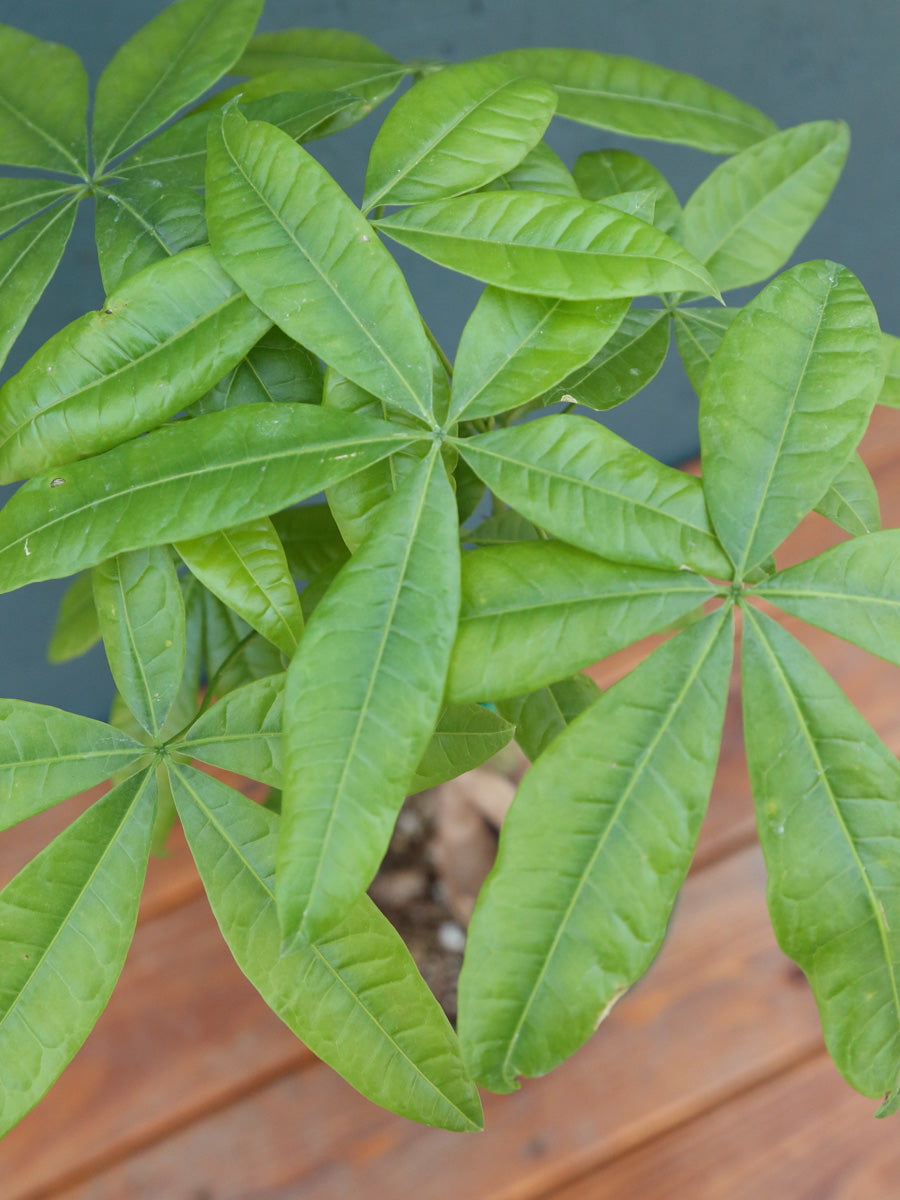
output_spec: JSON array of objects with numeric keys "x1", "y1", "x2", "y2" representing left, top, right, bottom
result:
[{"x1": 1, "y1": 0, "x2": 899, "y2": 1140}]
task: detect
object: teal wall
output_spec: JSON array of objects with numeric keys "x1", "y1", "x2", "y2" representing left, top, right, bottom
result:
[{"x1": 1, "y1": 1, "x2": 898, "y2": 714}]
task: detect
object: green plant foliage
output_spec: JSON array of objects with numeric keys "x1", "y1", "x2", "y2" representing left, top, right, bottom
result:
[{"x1": 2, "y1": 0, "x2": 899, "y2": 1139}]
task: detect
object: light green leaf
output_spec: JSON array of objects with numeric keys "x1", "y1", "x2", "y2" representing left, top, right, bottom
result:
[
  {"x1": 594, "y1": 187, "x2": 657, "y2": 223},
  {"x1": 482, "y1": 141, "x2": 580, "y2": 198},
  {"x1": 459, "y1": 415, "x2": 732, "y2": 577},
  {"x1": 95, "y1": 180, "x2": 208, "y2": 292},
  {"x1": 47, "y1": 572, "x2": 101, "y2": 663},
  {"x1": 449, "y1": 287, "x2": 628, "y2": 423},
  {"x1": 177, "y1": 516, "x2": 303, "y2": 656},
  {"x1": 495, "y1": 674, "x2": 600, "y2": 762},
  {"x1": 199, "y1": 586, "x2": 284, "y2": 698},
  {"x1": 542, "y1": 308, "x2": 670, "y2": 411},
  {"x1": 814, "y1": 452, "x2": 880, "y2": 536},
  {"x1": 879, "y1": 333, "x2": 900, "y2": 409},
  {"x1": 0, "y1": 245, "x2": 272, "y2": 483},
  {"x1": 700, "y1": 261, "x2": 884, "y2": 576},
  {"x1": 270, "y1": 503, "x2": 349, "y2": 581},
  {"x1": 447, "y1": 540, "x2": 717, "y2": 701},
  {"x1": 0, "y1": 769, "x2": 156, "y2": 1136},
  {"x1": 207, "y1": 108, "x2": 434, "y2": 423},
  {"x1": 279, "y1": 453, "x2": 460, "y2": 941},
  {"x1": 574, "y1": 149, "x2": 682, "y2": 234},
  {"x1": 0, "y1": 26, "x2": 88, "y2": 173},
  {"x1": 298, "y1": 559, "x2": 344, "y2": 621},
  {"x1": 673, "y1": 305, "x2": 738, "y2": 395},
  {"x1": 364, "y1": 59, "x2": 557, "y2": 211},
  {"x1": 171, "y1": 764, "x2": 481, "y2": 1130},
  {"x1": 92, "y1": 0, "x2": 265, "y2": 171},
  {"x1": 0, "y1": 179, "x2": 79, "y2": 238},
  {"x1": 476, "y1": 49, "x2": 777, "y2": 152},
  {"x1": 465, "y1": 509, "x2": 541, "y2": 545},
  {"x1": 681, "y1": 121, "x2": 849, "y2": 291},
  {"x1": 409, "y1": 704, "x2": 515, "y2": 793},
  {"x1": 92, "y1": 547, "x2": 186, "y2": 740},
  {"x1": 172, "y1": 670, "x2": 284, "y2": 785},
  {"x1": 756, "y1": 530, "x2": 900, "y2": 666},
  {"x1": 234, "y1": 29, "x2": 407, "y2": 112},
  {"x1": 0, "y1": 403, "x2": 418, "y2": 593},
  {"x1": 189, "y1": 326, "x2": 324, "y2": 416},
  {"x1": 0, "y1": 701, "x2": 148, "y2": 832},
  {"x1": 458, "y1": 607, "x2": 733, "y2": 1091},
  {"x1": 741, "y1": 606, "x2": 900, "y2": 1102},
  {"x1": 374, "y1": 191, "x2": 720, "y2": 300},
  {"x1": 0, "y1": 198, "x2": 78, "y2": 374},
  {"x1": 119, "y1": 90, "x2": 361, "y2": 189}
]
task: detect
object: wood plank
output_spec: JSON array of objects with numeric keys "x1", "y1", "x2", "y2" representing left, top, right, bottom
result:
[
  {"x1": 550, "y1": 1053, "x2": 896, "y2": 1200},
  {"x1": 49, "y1": 847, "x2": 827, "y2": 1200}
]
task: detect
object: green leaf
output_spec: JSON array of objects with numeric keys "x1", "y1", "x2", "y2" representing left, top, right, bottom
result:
[
  {"x1": 756, "y1": 530, "x2": 900, "y2": 666},
  {"x1": 0, "y1": 245, "x2": 272, "y2": 483},
  {"x1": 409, "y1": 704, "x2": 515, "y2": 792},
  {"x1": 0, "y1": 769, "x2": 156, "y2": 1136},
  {"x1": 171, "y1": 671, "x2": 284, "y2": 786},
  {"x1": 458, "y1": 607, "x2": 733, "y2": 1091},
  {"x1": 879, "y1": 333, "x2": 900, "y2": 409},
  {"x1": 363, "y1": 59, "x2": 557, "y2": 211},
  {"x1": 449, "y1": 288, "x2": 628, "y2": 422},
  {"x1": 465, "y1": 509, "x2": 541, "y2": 545},
  {"x1": 495, "y1": 674, "x2": 600, "y2": 762},
  {"x1": 542, "y1": 308, "x2": 670, "y2": 410},
  {"x1": 270, "y1": 503, "x2": 349, "y2": 581},
  {"x1": 475, "y1": 49, "x2": 777, "y2": 152},
  {"x1": 171, "y1": 765, "x2": 481, "y2": 1130},
  {"x1": 0, "y1": 179, "x2": 79, "y2": 238},
  {"x1": 814, "y1": 452, "x2": 880, "y2": 536},
  {"x1": 162, "y1": 572, "x2": 205, "y2": 737},
  {"x1": 0, "y1": 701, "x2": 147, "y2": 832},
  {"x1": 119, "y1": 90, "x2": 361, "y2": 190},
  {"x1": 0, "y1": 403, "x2": 418, "y2": 593},
  {"x1": 0, "y1": 26, "x2": 88, "y2": 174},
  {"x1": 279, "y1": 453, "x2": 460, "y2": 941},
  {"x1": 741, "y1": 606, "x2": 900, "y2": 1101},
  {"x1": 700, "y1": 261, "x2": 884, "y2": 576},
  {"x1": 207, "y1": 108, "x2": 435, "y2": 424},
  {"x1": 150, "y1": 761, "x2": 178, "y2": 857},
  {"x1": 680, "y1": 121, "x2": 849, "y2": 292},
  {"x1": 92, "y1": 547, "x2": 186, "y2": 740},
  {"x1": 177, "y1": 516, "x2": 303, "y2": 656},
  {"x1": 47, "y1": 572, "x2": 101, "y2": 663},
  {"x1": 592, "y1": 187, "x2": 658, "y2": 223},
  {"x1": 199, "y1": 586, "x2": 284, "y2": 698},
  {"x1": 447, "y1": 540, "x2": 717, "y2": 701},
  {"x1": 0, "y1": 199, "x2": 78, "y2": 374},
  {"x1": 234, "y1": 29, "x2": 407, "y2": 111},
  {"x1": 92, "y1": 0, "x2": 265, "y2": 171},
  {"x1": 482, "y1": 141, "x2": 580, "y2": 198},
  {"x1": 574, "y1": 149, "x2": 682, "y2": 234},
  {"x1": 374, "y1": 191, "x2": 720, "y2": 301},
  {"x1": 673, "y1": 305, "x2": 739, "y2": 395},
  {"x1": 459, "y1": 415, "x2": 733, "y2": 577},
  {"x1": 189, "y1": 326, "x2": 324, "y2": 416},
  {"x1": 95, "y1": 180, "x2": 208, "y2": 292}
]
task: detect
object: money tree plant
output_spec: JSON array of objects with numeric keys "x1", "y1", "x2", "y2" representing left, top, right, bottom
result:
[{"x1": 2, "y1": 0, "x2": 900, "y2": 1140}]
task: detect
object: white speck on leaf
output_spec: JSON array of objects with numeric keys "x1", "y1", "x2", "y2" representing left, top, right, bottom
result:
[
  {"x1": 50, "y1": 477, "x2": 65, "y2": 487},
  {"x1": 23, "y1": 538, "x2": 30, "y2": 557}
]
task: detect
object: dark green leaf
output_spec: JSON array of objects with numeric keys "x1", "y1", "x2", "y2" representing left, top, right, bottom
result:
[
  {"x1": 880, "y1": 333, "x2": 900, "y2": 409},
  {"x1": 0, "y1": 26, "x2": 88, "y2": 173},
  {"x1": 814, "y1": 452, "x2": 880, "y2": 536},
  {"x1": 465, "y1": 509, "x2": 541, "y2": 545},
  {"x1": 172, "y1": 671, "x2": 284, "y2": 785},
  {"x1": 200, "y1": 586, "x2": 284, "y2": 698},
  {"x1": 495, "y1": 673, "x2": 600, "y2": 762},
  {"x1": 0, "y1": 179, "x2": 79, "y2": 238},
  {"x1": 672, "y1": 305, "x2": 738, "y2": 395},
  {"x1": 47, "y1": 572, "x2": 101, "y2": 663},
  {"x1": 270, "y1": 503, "x2": 349, "y2": 581},
  {"x1": 574, "y1": 149, "x2": 682, "y2": 234},
  {"x1": 95, "y1": 180, "x2": 207, "y2": 292},
  {"x1": 542, "y1": 308, "x2": 670, "y2": 410},
  {"x1": 189, "y1": 327, "x2": 323, "y2": 416},
  {"x1": 409, "y1": 704, "x2": 515, "y2": 792}
]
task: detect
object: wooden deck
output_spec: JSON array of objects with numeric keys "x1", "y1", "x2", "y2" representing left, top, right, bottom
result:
[{"x1": 4, "y1": 409, "x2": 900, "y2": 1199}]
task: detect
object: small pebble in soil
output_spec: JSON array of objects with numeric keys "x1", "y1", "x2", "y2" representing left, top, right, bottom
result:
[{"x1": 437, "y1": 921, "x2": 467, "y2": 954}]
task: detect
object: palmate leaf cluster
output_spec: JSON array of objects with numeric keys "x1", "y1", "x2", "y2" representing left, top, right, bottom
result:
[{"x1": 1, "y1": 0, "x2": 900, "y2": 1138}]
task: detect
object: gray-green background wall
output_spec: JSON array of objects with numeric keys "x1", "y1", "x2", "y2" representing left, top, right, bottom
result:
[{"x1": 2, "y1": 0, "x2": 898, "y2": 715}]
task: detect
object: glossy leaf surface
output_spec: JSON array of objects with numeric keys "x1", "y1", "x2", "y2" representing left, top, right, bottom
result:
[
  {"x1": 496, "y1": 674, "x2": 600, "y2": 762},
  {"x1": 207, "y1": 108, "x2": 434, "y2": 422},
  {"x1": 459, "y1": 609, "x2": 733, "y2": 1091},
  {"x1": 543, "y1": 308, "x2": 669, "y2": 410},
  {"x1": 192, "y1": 327, "x2": 323, "y2": 414},
  {"x1": 741, "y1": 608, "x2": 900, "y2": 1101},
  {"x1": 447, "y1": 540, "x2": 716, "y2": 700},
  {"x1": 0, "y1": 403, "x2": 416, "y2": 592},
  {"x1": 374, "y1": 191, "x2": 719, "y2": 300},
  {"x1": 0, "y1": 25, "x2": 88, "y2": 173},
  {"x1": 700, "y1": 261, "x2": 883, "y2": 575},
  {"x1": 94, "y1": 181, "x2": 207, "y2": 292},
  {"x1": 459, "y1": 415, "x2": 732, "y2": 577},
  {"x1": 0, "y1": 245, "x2": 271, "y2": 482},
  {"x1": 364, "y1": 60, "x2": 557, "y2": 210},
  {"x1": 279, "y1": 454, "x2": 460, "y2": 940},
  {"x1": 482, "y1": 142, "x2": 580, "y2": 197},
  {"x1": 271, "y1": 503, "x2": 348, "y2": 581},
  {"x1": 574, "y1": 148, "x2": 681, "y2": 234},
  {"x1": 172, "y1": 766, "x2": 482, "y2": 1130},
  {"x1": 0, "y1": 770, "x2": 155, "y2": 1136},
  {"x1": 0, "y1": 180, "x2": 77, "y2": 238}
]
